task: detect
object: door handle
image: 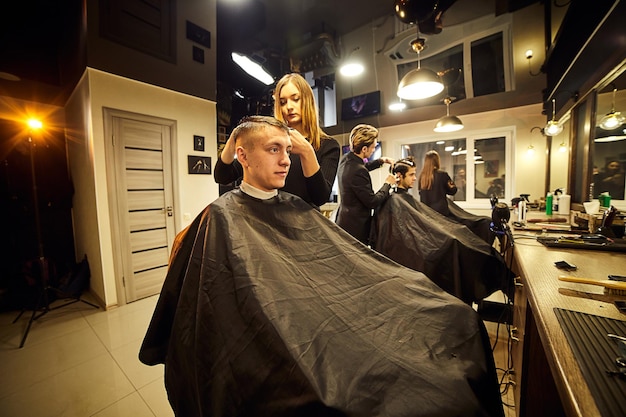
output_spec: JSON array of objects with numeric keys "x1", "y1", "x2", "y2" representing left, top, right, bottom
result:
[{"x1": 166, "y1": 206, "x2": 173, "y2": 217}]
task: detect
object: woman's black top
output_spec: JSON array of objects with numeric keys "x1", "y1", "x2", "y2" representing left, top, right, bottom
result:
[
  {"x1": 419, "y1": 170, "x2": 457, "y2": 216},
  {"x1": 214, "y1": 136, "x2": 340, "y2": 207},
  {"x1": 336, "y1": 152, "x2": 391, "y2": 244}
]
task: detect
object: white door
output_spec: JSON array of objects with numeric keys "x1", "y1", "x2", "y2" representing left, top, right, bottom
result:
[{"x1": 105, "y1": 109, "x2": 176, "y2": 303}]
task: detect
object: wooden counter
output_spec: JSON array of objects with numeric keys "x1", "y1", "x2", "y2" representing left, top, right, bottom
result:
[{"x1": 509, "y1": 229, "x2": 626, "y2": 417}]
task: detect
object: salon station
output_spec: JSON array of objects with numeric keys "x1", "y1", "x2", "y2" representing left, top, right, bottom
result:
[{"x1": 1, "y1": 1, "x2": 626, "y2": 416}]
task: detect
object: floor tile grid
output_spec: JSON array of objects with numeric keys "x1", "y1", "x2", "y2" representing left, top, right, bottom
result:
[
  {"x1": 1, "y1": 294, "x2": 514, "y2": 417},
  {"x1": 0, "y1": 295, "x2": 172, "y2": 417}
]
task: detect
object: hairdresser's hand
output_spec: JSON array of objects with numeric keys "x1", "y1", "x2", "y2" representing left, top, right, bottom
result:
[
  {"x1": 288, "y1": 129, "x2": 314, "y2": 155},
  {"x1": 385, "y1": 174, "x2": 397, "y2": 186},
  {"x1": 381, "y1": 156, "x2": 395, "y2": 165},
  {"x1": 220, "y1": 131, "x2": 237, "y2": 164},
  {"x1": 289, "y1": 128, "x2": 320, "y2": 177}
]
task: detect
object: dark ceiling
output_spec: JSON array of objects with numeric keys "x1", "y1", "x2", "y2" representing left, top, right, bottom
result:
[{"x1": 0, "y1": 0, "x2": 534, "y2": 106}]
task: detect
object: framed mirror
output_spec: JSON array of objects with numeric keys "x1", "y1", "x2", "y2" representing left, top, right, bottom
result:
[{"x1": 592, "y1": 72, "x2": 626, "y2": 205}]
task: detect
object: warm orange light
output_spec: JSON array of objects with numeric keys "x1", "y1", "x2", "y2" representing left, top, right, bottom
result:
[{"x1": 27, "y1": 118, "x2": 43, "y2": 130}]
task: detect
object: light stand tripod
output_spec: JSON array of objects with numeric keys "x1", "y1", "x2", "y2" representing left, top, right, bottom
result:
[{"x1": 12, "y1": 130, "x2": 98, "y2": 348}]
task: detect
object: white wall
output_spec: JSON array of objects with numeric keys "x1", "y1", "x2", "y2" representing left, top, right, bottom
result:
[{"x1": 66, "y1": 68, "x2": 217, "y2": 308}]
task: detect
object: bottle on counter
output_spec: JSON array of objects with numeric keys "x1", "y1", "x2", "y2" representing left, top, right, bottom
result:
[{"x1": 546, "y1": 192, "x2": 553, "y2": 215}]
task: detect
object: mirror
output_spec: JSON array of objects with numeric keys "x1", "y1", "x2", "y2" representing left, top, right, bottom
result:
[
  {"x1": 592, "y1": 70, "x2": 626, "y2": 203},
  {"x1": 549, "y1": 117, "x2": 571, "y2": 195}
]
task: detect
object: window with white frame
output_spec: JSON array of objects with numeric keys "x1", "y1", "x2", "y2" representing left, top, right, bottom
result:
[
  {"x1": 392, "y1": 18, "x2": 512, "y2": 109},
  {"x1": 401, "y1": 128, "x2": 513, "y2": 207}
]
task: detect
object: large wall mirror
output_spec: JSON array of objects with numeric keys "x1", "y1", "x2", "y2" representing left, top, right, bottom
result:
[{"x1": 592, "y1": 70, "x2": 626, "y2": 204}]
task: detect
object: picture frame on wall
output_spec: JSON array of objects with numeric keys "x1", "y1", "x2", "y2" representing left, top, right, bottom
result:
[
  {"x1": 484, "y1": 160, "x2": 499, "y2": 177},
  {"x1": 194, "y1": 135, "x2": 205, "y2": 151},
  {"x1": 188, "y1": 155, "x2": 211, "y2": 174}
]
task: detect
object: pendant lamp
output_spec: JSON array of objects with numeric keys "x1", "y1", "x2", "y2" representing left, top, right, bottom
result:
[
  {"x1": 544, "y1": 98, "x2": 563, "y2": 136},
  {"x1": 397, "y1": 32, "x2": 443, "y2": 100},
  {"x1": 434, "y1": 97, "x2": 464, "y2": 132},
  {"x1": 599, "y1": 88, "x2": 625, "y2": 130}
]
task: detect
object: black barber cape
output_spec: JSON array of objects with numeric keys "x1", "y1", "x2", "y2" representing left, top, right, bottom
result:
[
  {"x1": 371, "y1": 190, "x2": 511, "y2": 304},
  {"x1": 139, "y1": 190, "x2": 504, "y2": 417},
  {"x1": 446, "y1": 199, "x2": 495, "y2": 245}
]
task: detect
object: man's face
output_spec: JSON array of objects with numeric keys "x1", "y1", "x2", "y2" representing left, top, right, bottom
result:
[
  {"x1": 239, "y1": 126, "x2": 292, "y2": 192},
  {"x1": 364, "y1": 140, "x2": 378, "y2": 158},
  {"x1": 399, "y1": 167, "x2": 417, "y2": 189}
]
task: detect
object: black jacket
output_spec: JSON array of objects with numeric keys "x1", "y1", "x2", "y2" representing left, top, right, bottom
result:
[
  {"x1": 214, "y1": 136, "x2": 340, "y2": 207},
  {"x1": 336, "y1": 152, "x2": 391, "y2": 244},
  {"x1": 419, "y1": 170, "x2": 457, "y2": 215}
]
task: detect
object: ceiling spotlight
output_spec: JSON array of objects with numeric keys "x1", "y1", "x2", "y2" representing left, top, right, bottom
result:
[
  {"x1": 340, "y1": 46, "x2": 364, "y2": 77},
  {"x1": 434, "y1": 97, "x2": 464, "y2": 132},
  {"x1": 544, "y1": 98, "x2": 563, "y2": 136},
  {"x1": 397, "y1": 35, "x2": 443, "y2": 100},
  {"x1": 388, "y1": 101, "x2": 407, "y2": 111},
  {"x1": 231, "y1": 52, "x2": 274, "y2": 85},
  {"x1": 340, "y1": 63, "x2": 364, "y2": 77},
  {"x1": 599, "y1": 88, "x2": 625, "y2": 130}
]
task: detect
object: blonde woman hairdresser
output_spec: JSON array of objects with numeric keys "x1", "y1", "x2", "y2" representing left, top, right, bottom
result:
[{"x1": 214, "y1": 73, "x2": 340, "y2": 207}]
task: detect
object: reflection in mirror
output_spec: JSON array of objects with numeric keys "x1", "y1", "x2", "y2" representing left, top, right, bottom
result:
[
  {"x1": 549, "y1": 117, "x2": 570, "y2": 195},
  {"x1": 593, "y1": 71, "x2": 626, "y2": 201}
]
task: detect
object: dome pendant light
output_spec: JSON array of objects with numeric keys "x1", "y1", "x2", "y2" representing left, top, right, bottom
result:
[
  {"x1": 544, "y1": 98, "x2": 563, "y2": 136},
  {"x1": 599, "y1": 88, "x2": 626, "y2": 130},
  {"x1": 434, "y1": 97, "x2": 464, "y2": 132},
  {"x1": 397, "y1": 33, "x2": 443, "y2": 100}
]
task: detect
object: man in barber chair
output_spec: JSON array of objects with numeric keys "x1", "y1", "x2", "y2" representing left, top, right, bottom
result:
[
  {"x1": 139, "y1": 116, "x2": 504, "y2": 417},
  {"x1": 371, "y1": 157, "x2": 512, "y2": 305}
]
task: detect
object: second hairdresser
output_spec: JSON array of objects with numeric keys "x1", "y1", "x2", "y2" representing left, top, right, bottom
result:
[{"x1": 214, "y1": 73, "x2": 340, "y2": 207}]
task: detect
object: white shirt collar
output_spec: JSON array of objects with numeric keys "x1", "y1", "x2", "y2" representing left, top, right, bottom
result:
[{"x1": 240, "y1": 181, "x2": 278, "y2": 200}]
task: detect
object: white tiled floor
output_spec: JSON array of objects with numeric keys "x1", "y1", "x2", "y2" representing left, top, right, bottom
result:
[
  {"x1": 0, "y1": 295, "x2": 172, "y2": 417},
  {"x1": 0, "y1": 294, "x2": 515, "y2": 417}
]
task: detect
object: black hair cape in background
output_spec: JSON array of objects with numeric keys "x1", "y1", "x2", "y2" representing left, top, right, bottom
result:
[
  {"x1": 139, "y1": 190, "x2": 504, "y2": 417},
  {"x1": 371, "y1": 190, "x2": 512, "y2": 304},
  {"x1": 446, "y1": 199, "x2": 495, "y2": 245}
]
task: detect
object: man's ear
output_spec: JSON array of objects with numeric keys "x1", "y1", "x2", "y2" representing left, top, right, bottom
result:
[{"x1": 236, "y1": 147, "x2": 248, "y2": 167}]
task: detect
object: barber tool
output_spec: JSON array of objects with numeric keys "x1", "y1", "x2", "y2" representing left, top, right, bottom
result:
[
  {"x1": 558, "y1": 287, "x2": 616, "y2": 304},
  {"x1": 527, "y1": 217, "x2": 568, "y2": 223},
  {"x1": 558, "y1": 275, "x2": 626, "y2": 295}
]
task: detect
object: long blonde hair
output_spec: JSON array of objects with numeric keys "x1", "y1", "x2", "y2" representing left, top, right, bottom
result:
[
  {"x1": 418, "y1": 150, "x2": 441, "y2": 190},
  {"x1": 273, "y1": 73, "x2": 326, "y2": 150}
]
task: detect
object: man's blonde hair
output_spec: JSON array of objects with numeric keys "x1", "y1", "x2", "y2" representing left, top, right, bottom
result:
[{"x1": 350, "y1": 124, "x2": 379, "y2": 153}]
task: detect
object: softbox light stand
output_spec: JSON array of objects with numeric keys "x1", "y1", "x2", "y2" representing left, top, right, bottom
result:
[{"x1": 12, "y1": 135, "x2": 98, "y2": 348}]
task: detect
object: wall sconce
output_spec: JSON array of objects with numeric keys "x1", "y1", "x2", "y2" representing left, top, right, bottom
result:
[
  {"x1": 433, "y1": 97, "x2": 464, "y2": 132},
  {"x1": 339, "y1": 47, "x2": 364, "y2": 77},
  {"x1": 599, "y1": 88, "x2": 625, "y2": 130},
  {"x1": 525, "y1": 49, "x2": 541, "y2": 77},
  {"x1": 529, "y1": 126, "x2": 545, "y2": 156},
  {"x1": 397, "y1": 29, "x2": 444, "y2": 100},
  {"x1": 231, "y1": 52, "x2": 274, "y2": 85},
  {"x1": 544, "y1": 98, "x2": 563, "y2": 136}
]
